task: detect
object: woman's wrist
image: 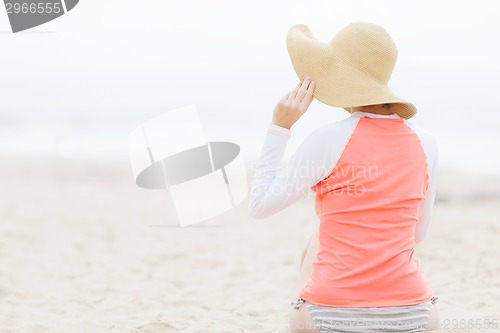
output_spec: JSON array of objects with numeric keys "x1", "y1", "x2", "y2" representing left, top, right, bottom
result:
[
  {"x1": 271, "y1": 120, "x2": 292, "y2": 130},
  {"x1": 268, "y1": 122, "x2": 292, "y2": 139}
]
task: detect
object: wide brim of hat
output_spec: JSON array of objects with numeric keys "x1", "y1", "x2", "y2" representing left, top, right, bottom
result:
[{"x1": 286, "y1": 24, "x2": 416, "y2": 119}]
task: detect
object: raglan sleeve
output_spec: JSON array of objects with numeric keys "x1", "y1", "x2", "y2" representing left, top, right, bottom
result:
[
  {"x1": 247, "y1": 122, "x2": 335, "y2": 219},
  {"x1": 415, "y1": 132, "x2": 439, "y2": 244}
]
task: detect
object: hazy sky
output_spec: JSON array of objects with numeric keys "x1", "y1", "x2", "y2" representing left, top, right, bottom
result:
[{"x1": 1, "y1": 0, "x2": 499, "y2": 170}]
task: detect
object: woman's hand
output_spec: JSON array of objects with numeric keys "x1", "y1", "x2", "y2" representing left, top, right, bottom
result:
[{"x1": 272, "y1": 77, "x2": 315, "y2": 130}]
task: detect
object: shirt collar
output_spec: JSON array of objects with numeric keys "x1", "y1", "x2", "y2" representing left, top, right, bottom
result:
[{"x1": 351, "y1": 111, "x2": 402, "y2": 119}]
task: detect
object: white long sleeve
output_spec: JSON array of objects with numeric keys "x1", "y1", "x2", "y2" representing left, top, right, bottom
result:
[
  {"x1": 247, "y1": 117, "x2": 359, "y2": 219},
  {"x1": 406, "y1": 123, "x2": 439, "y2": 243}
]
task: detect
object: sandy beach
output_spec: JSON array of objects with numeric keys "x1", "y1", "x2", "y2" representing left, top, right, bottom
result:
[{"x1": 0, "y1": 155, "x2": 499, "y2": 332}]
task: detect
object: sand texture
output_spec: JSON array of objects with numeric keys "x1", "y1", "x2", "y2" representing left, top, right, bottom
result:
[{"x1": 0, "y1": 156, "x2": 499, "y2": 332}]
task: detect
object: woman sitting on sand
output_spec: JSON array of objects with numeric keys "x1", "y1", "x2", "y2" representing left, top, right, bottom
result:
[{"x1": 248, "y1": 22, "x2": 440, "y2": 332}]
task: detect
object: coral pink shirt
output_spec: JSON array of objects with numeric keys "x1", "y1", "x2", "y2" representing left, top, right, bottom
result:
[{"x1": 248, "y1": 111, "x2": 438, "y2": 307}]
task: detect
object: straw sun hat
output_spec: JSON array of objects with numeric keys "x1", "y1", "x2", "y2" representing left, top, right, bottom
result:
[{"x1": 286, "y1": 22, "x2": 416, "y2": 119}]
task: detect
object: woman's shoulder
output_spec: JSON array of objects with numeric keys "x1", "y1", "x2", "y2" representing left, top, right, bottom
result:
[
  {"x1": 403, "y1": 121, "x2": 439, "y2": 167},
  {"x1": 309, "y1": 115, "x2": 360, "y2": 138},
  {"x1": 403, "y1": 121, "x2": 438, "y2": 148},
  {"x1": 294, "y1": 117, "x2": 362, "y2": 159}
]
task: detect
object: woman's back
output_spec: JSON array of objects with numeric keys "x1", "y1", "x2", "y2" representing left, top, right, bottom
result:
[{"x1": 300, "y1": 112, "x2": 435, "y2": 307}]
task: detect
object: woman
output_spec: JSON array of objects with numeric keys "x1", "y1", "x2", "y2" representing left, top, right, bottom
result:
[{"x1": 248, "y1": 22, "x2": 440, "y2": 332}]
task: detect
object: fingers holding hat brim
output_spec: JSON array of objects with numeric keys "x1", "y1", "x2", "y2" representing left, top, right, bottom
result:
[
  {"x1": 294, "y1": 77, "x2": 314, "y2": 102},
  {"x1": 287, "y1": 82, "x2": 301, "y2": 101},
  {"x1": 300, "y1": 79, "x2": 315, "y2": 105}
]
